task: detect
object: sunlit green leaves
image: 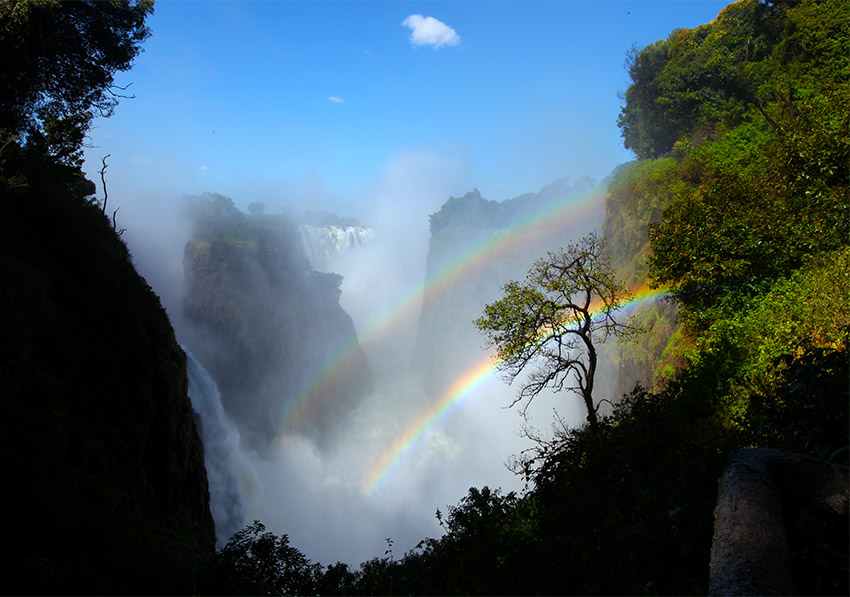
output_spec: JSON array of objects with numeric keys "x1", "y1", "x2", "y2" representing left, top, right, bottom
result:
[{"x1": 476, "y1": 233, "x2": 638, "y2": 425}]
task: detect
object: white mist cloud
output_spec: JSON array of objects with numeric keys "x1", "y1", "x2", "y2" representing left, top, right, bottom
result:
[
  {"x1": 335, "y1": 146, "x2": 469, "y2": 364},
  {"x1": 328, "y1": 96, "x2": 344, "y2": 104},
  {"x1": 402, "y1": 15, "x2": 460, "y2": 48},
  {"x1": 108, "y1": 142, "x2": 607, "y2": 568}
]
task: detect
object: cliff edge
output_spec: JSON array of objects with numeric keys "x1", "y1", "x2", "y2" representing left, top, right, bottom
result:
[{"x1": 0, "y1": 171, "x2": 215, "y2": 594}]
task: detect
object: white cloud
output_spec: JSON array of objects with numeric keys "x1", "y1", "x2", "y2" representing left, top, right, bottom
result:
[
  {"x1": 328, "y1": 96, "x2": 345, "y2": 104},
  {"x1": 402, "y1": 15, "x2": 460, "y2": 48},
  {"x1": 200, "y1": 165, "x2": 209, "y2": 171},
  {"x1": 132, "y1": 156, "x2": 152, "y2": 164}
]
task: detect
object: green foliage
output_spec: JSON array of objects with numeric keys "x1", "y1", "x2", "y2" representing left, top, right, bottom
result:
[
  {"x1": 685, "y1": 248, "x2": 850, "y2": 431},
  {"x1": 617, "y1": 37, "x2": 677, "y2": 160},
  {"x1": 342, "y1": 488, "x2": 540, "y2": 596},
  {"x1": 345, "y1": 339, "x2": 846, "y2": 595},
  {"x1": 618, "y1": 0, "x2": 850, "y2": 329},
  {"x1": 618, "y1": 0, "x2": 792, "y2": 160},
  {"x1": 528, "y1": 381, "x2": 740, "y2": 595},
  {"x1": 0, "y1": 0, "x2": 153, "y2": 165},
  {"x1": 206, "y1": 521, "x2": 323, "y2": 596},
  {"x1": 603, "y1": 158, "x2": 693, "y2": 286},
  {"x1": 750, "y1": 342, "x2": 849, "y2": 462},
  {"x1": 601, "y1": 158, "x2": 694, "y2": 394},
  {"x1": 476, "y1": 232, "x2": 640, "y2": 428}
]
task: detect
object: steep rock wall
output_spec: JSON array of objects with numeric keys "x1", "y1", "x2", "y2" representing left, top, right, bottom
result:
[
  {"x1": 0, "y1": 181, "x2": 215, "y2": 594},
  {"x1": 182, "y1": 198, "x2": 373, "y2": 452}
]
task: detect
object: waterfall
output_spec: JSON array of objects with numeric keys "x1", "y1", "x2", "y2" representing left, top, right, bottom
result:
[
  {"x1": 184, "y1": 347, "x2": 247, "y2": 546},
  {"x1": 299, "y1": 225, "x2": 374, "y2": 271}
]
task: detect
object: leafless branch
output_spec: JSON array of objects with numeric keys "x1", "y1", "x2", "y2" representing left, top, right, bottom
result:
[
  {"x1": 106, "y1": 81, "x2": 136, "y2": 100},
  {"x1": 100, "y1": 154, "x2": 110, "y2": 214},
  {"x1": 112, "y1": 207, "x2": 126, "y2": 236}
]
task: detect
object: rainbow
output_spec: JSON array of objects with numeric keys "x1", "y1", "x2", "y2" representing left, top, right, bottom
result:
[
  {"x1": 360, "y1": 283, "x2": 669, "y2": 495},
  {"x1": 274, "y1": 182, "x2": 607, "y2": 431},
  {"x1": 361, "y1": 355, "x2": 500, "y2": 496}
]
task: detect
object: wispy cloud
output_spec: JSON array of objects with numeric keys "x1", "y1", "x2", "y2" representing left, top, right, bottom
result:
[
  {"x1": 200, "y1": 165, "x2": 209, "y2": 171},
  {"x1": 132, "y1": 156, "x2": 152, "y2": 164},
  {"x1": 328, "y1": 96, "x2": 345, "y2": 104},
  {"x1": 402, "y1": 15, "x2": 460, "y2": 48}
]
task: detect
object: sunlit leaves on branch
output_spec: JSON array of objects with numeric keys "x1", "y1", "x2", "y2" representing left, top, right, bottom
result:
[
  {"x1": 476, "y1": 233, "x2": 640, "y2": 428},
  {"x1": 613, "y1": 0, "x2": 850, "y2": 329}
]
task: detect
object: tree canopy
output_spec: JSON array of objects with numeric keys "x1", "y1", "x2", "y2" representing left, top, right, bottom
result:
[
  {"x1": 613, "y1": 0, "x2": 850, "y2": 329},
  {"x1": 0, "y1": 0, "x2": 153, "y2": 166}
]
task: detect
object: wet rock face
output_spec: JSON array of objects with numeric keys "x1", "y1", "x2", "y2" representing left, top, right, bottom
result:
[
  {"x1": 0, "y1": 186, "x2": 215, "y2": 594},
  {"x1": 182, "y1": 214, "x2": 373, "y2": 453}
]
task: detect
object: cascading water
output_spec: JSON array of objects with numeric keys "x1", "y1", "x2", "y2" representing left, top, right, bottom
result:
[
  {"x1": 184, "y1": 347, "x2": 249, "y2": 546},
  {"x1": 299, "y1": 225, "x2": 374, "y2": 271}
]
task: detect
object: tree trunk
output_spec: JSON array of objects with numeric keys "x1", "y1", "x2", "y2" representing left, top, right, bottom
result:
[
  {"x1": 583, "y1": 339, "x2": 598, "y2": 427},
  {"x1": 709, "y1": 448, "x2": 849, "y2": 596}
]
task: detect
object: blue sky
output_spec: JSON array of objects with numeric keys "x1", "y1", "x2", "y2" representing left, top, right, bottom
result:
[{"x1": 83, "y1": 0, "x2": 731, "y2": 217}]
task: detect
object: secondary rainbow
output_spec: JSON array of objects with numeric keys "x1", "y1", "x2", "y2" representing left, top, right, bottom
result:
[
  {"x1": 361, "y1": 284, "x2": 669, "y2": 495},
  {"x1": 275, "y1": 183, "x2": 607, "y2": 431}
]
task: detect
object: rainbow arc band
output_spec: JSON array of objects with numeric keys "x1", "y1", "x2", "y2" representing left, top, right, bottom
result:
[
  {"x1": 361, "y1": 283, "x2": 668, "y2": 496},
  {"x1": 274, "y1": 184, "x2": 607, "y2": 433}
]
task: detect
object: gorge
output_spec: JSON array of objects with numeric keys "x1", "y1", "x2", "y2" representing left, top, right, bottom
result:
[
  {"x1": 3, "y1": 0, "x2": 846, "y2": 592},
  {"x1": 120, "y1": 178, "x2": 613, "y2": 566}
]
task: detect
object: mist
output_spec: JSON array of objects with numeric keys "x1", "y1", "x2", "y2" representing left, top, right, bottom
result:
[{"x1": 105, "y1": 142, "x2": 608, "y2": 566}]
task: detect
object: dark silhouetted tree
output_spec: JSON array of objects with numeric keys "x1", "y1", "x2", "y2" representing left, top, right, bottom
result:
[
  {"x1": 0, "y1": 0, "x2": 153, "y2": 165},
  {"x1": 475, "y1": 232, "x2": 639, "y2": 429},
  {"x1": 208, "y1": 521, "x2": 322, "y2": 596}
]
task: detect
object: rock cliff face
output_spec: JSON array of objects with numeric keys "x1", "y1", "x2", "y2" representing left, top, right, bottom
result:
[
  {"x1": 181, "y1": 195, "x2": 373, "y2": 452},
  {"x1": 0, "y1": 179, "x2": 215, "y2": 593},
  {"x1": 415, "y1": 179, "x2": 607, "y2": 395}
]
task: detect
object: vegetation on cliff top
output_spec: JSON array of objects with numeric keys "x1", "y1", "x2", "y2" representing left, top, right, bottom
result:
[
  {"x1": 1, "y1": 2, "x2": 217, "y2": 593},
  {"x1": 1, "y1": 0, "x2": 846, "y2": 594},
  {"x1": 214, "y1": 2, "x2": 847, "y2": 595}
]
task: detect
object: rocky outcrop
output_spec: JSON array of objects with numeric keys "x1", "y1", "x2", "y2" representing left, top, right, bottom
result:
[
  {"x1": 709, "y1": 448, "x2": 850, "y2": 596},
  {"x1": 0, "y1": 180, "x2": 215, "y2": 593},
  {"x1": 181, "y1": 197, "x2": 373, "y2": 452}
]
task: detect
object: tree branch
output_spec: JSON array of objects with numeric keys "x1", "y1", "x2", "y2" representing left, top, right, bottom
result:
[{"x1": 99, "y1": 153, "x2": 110, "y2": 214}]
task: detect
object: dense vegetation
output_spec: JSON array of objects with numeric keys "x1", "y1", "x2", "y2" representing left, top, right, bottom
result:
[
  {"x1": 1, "y1": 0, "x2": 846, "y2": 594},
  {"x1": 0, "y1": 3, "x2": 216, "y2": 593},
  {"x1": 225, "y1": 1, "x2": 847, "y2": 594}
]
